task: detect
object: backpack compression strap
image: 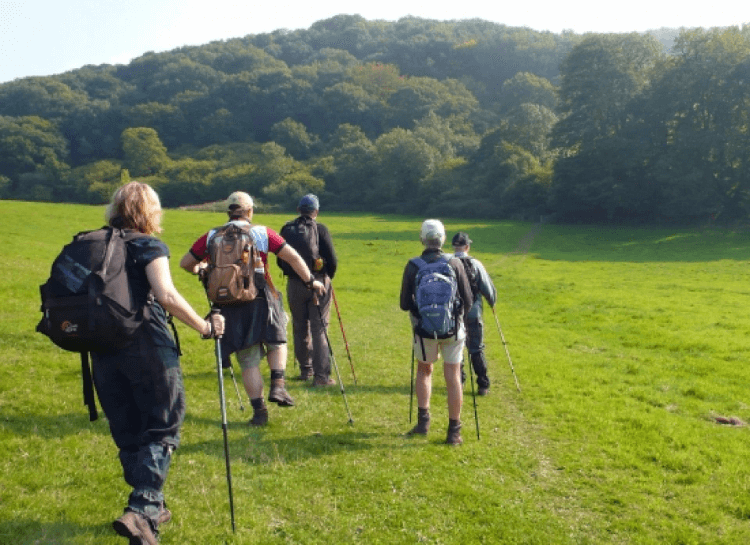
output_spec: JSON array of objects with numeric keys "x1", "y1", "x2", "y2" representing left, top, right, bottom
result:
[{"x1": 80, "y1": 352, "x2": 98, "y2": 422}]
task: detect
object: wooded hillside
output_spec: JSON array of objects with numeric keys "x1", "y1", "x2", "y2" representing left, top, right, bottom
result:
[{"x1": 0, "y1": 15, "x2": 747, "y2": 223}]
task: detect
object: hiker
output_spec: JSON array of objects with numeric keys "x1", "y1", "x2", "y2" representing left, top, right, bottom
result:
[
  {"x1": 278, "y1": 194, "x2": 338, "y2": 386},
  {"x1": 400, "y1": 219, "x2": 473, "y2": 445},
  {"x1": 91, "y1": 182, "x2": 225, "y2": 545},
  {"x1": 451, "y1": 232, "x2": 497, "y2": 395},
  {"x1": 180, "y1": 191, "x2": 326, "y2": 426}
]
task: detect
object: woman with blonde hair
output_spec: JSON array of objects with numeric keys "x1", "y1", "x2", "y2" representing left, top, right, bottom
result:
[{"x1": 94, "y1": 181, "x2": 224, "y2": 545}]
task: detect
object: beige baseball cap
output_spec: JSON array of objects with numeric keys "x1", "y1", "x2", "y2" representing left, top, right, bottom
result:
[{"x1": 226, "y1": 191, "x2": 253, "y2": 212}]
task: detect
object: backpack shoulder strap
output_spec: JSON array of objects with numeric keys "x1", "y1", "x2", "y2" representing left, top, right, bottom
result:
[
  {"x1": 410, "y1": 257, "x2": 427, "y2": 270},
  {"x1": 80, "y1": 352, "x2": 98, "y2": 422}
]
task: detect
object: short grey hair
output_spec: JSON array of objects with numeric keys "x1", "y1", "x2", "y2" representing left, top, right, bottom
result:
[{"x1": 422, "y1": 236, "x2": 445, "y2": 249}]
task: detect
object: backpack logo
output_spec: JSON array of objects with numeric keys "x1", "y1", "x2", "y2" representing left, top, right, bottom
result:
[
  {"x1": 61, "y1": 320, "x2": 78, "y2": 334},
  {"x1": 412, "y1": 256, "x2": 460, "y2": 339}
]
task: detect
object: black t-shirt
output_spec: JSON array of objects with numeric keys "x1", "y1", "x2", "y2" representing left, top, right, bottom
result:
[{"x1": 126, "y1": 235, "x2": 176, "y2": 349}]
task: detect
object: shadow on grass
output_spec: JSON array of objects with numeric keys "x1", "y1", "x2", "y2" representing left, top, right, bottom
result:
[
  {"x1": 0, "y1": 519, "x2": 112, "y2": 544},
  {"x1": 336, "y1": 223, "x2": 750, "y2": 263},
  {"x1": 180, "y1": 414, "x2": 429, "y2": 465},
  {"x1": 0, "y1": 411, "x2": 110, "y2": 439}
]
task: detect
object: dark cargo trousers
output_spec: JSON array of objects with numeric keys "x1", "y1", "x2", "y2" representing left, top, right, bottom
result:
[
  {"x1": 287, "y1": 275, "x2": 332, "y2": 381},
  {"x1": 466, "y1": 317, "x2": 490, "y2": 388},
  {"x1": 92, "y1": 334, "x2": 185, "y2": 529}
]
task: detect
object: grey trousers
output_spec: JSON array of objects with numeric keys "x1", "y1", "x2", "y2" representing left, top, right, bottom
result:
[{"x1": 287, "y1": 275, "x2": 332, "y2": 379}]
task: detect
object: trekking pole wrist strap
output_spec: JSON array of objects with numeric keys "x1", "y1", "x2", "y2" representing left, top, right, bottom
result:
[{"x1": 200, "y1": 318, "x2": 214, "y2": 339}]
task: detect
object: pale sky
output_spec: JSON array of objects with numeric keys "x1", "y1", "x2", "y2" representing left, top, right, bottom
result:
[{"x1": 0, "y1": 0, "x2": 745, "y2": 84}]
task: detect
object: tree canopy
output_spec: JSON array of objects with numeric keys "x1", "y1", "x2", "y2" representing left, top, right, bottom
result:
[{"x1": 0, "y1": 16, "x2": 747, "y2": 224}]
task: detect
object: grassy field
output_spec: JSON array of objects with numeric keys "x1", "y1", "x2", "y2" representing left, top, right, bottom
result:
[{"x1": 2, "y1": 200, "x2": 750, "y2": 544}]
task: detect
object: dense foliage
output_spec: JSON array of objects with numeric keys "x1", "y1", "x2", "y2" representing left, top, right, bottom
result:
[{"x1": 0, "y1": 16, "x2": 748, "y2": 223}]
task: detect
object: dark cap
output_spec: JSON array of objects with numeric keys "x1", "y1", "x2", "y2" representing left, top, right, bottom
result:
[
  {"x1": 452, "y1": 232, "x2": 472, "y2": 247},
  {"x1": 298, "y1": 193, "x2": 319, "y2": 213}
]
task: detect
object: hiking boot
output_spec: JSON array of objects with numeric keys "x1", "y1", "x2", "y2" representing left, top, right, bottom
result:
[
  {"x1": 406, "y1": 409, "x2": 430, "y2": 436},
  {"x1": 248, "y1": 406, "x2": 268, "y2": 427},
  {"x1": 312, "y1": 377, "x2": 336, "y2": 387},
  {"x1": 268, "y1": 379, "x2": 295, "y2": 406},
  {"x1": 112, "y1": 511, "x2": 158, "y2": 545},
  {"x1": 445, "y1": 420, "x2": 463, "y2": 446},
  {"x1": 294, "y1": 369, "x2": 313, "y2": 381},
  {"x1": 477, "y1": 385, "x2": 489, "y2": 396}
]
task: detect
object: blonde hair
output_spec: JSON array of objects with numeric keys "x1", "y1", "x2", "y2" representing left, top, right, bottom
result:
[{"x1": 106, "y1": 181, "x2": 162, "y2": 234}]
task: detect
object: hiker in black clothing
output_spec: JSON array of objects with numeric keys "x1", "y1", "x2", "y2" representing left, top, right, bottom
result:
[
  {"x1": 400, "y1": 219, "x2": 473, "y2": 445},
  {"x1": 452, "y1": 232, "x2": 498, "y2": 396},
  {"x1": 279, "y1": 194, "x2": 339, "y2": 387},
  {"x1": 93, "y1": 182, "x2": 225, "y2": 545}
]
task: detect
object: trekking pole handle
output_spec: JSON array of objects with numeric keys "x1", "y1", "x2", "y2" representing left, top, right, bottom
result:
[{"x1": 210, "y1": 307, "x2": 223, "y2": 339}]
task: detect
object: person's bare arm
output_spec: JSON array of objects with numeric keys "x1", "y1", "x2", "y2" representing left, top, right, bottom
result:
[
  {"x1": 147, "y1": 256, "x2": 223, "y2": 336},
  {"x1": 179, "y1": 252, "x2": 203, "y2": 274},
  {"x1": 277, "y1": 244, "x2": 325, "y2": 296}
]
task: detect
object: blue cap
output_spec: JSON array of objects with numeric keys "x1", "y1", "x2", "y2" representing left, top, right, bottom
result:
[{"x1": 298, "y1": 194, "x2": 319, "y2": 213}]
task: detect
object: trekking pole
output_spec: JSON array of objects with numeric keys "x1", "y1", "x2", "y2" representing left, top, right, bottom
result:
[
  {"x1": 212, "y1": 308, "x2": 236, "y2": 533},
  {"x1": 490, "y1": 306, "x2": 521, "y2": 393},
  {"x1": 331, "y1": 286, "x2": 357, "y2": 385},
  {"x1": 316, "y1": 300, "x2": 354, "y2": 425},
  {"x1": 224, "y1": 357, "x2": 245, "y2": 412},
  {"x1": 467, "y1": 348, "x2": 480, "y2": 440},
  {"x1": 409, "y1": 337, "x2": 415, "y2": 423},
  {"x1": 199, "y1": 270, "x2": 244, "y2": 411}
]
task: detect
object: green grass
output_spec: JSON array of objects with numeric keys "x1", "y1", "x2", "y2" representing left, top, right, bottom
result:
[{"x1": 2, "y1": 200, "x2": 750, "y2": 544}]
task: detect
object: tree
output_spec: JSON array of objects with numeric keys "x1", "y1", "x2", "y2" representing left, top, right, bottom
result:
[
  {"x1": 0, "y1": 115, "x2": 69, "y2": 198},
  {"x1": 324, "y1": 124, "x2": 377, "y2": 206},
  {"x1": 552, "y1": 33, "x2": 664, "y2": 150},
  {"x1": 639, "y1": 28, "x2": 750, "y2": 221},
  {"x1": 500, "y1": 72, "x2": 558, "y2": 113},
  {"x1": 121, "y1": 127, "x2": 170, "y2": 177},
  {"x1": 262, "y1": 170, "x2": 325, "y2": 207},
  {"x1": 550, "y1": 33, "x2": 666, "y2": 221},
  {"x1": 66, "y1": 159, "x2": 123, "y2": 204},
  {"x1": 270, "y1": 118, "x2": 320, "y2": 160},
  {"x1": 369, "y1": 128, "x2": 440, "y2": 210}
]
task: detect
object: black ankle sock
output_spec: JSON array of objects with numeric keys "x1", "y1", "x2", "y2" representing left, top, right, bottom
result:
[
  {"x1": 251, "y1": 397, "x2": 266, "y2": 410},
  {"x1": 270, "y1": 370, "x2": 284, "y2": 381},
  {"x1": 418, "y1": 407, "x2": 430, "y2": 419}
]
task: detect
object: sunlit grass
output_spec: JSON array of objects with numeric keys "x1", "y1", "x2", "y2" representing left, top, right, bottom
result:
[{"x1": 2, "y1": 200, "x2": 750, "y2": 543}]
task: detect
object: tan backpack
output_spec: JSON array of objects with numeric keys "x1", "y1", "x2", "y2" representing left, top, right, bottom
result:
[{"x1": 205, "y1": 223, "x2": 261, "y2": 306}]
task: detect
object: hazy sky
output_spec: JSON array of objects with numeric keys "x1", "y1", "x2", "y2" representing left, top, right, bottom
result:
[{"x1": 0, "y1": 0, "x2": 745, "y2": 83}]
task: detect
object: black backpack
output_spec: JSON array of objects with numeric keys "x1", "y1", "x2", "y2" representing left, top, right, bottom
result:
[
  {"x1": 278, "y1": 217, "x2": 320, "y2": 277},
  {"x1": 37, "y1": 227, "x2": 151, "y2": 420},
  {"x1": 456, "y1": 255, "x2": 480, "y2": 298}
]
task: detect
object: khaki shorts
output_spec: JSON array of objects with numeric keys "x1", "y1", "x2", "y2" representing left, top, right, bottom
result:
[
  {"x1": 412, "y1": 335, "x2": 465, "y2": 365},
  {"x1": 236, "y1": 342, "x2": 283, "y2": 370}
]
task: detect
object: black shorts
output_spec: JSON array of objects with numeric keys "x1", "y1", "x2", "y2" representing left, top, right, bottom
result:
[{"x1": 218, "y1": 289, "x2": 287, "y2": 359}]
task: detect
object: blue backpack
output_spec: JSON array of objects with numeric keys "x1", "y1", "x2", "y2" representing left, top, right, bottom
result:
[{"x1": 411, "y1": 255, "x2": 460, "y2": 339}]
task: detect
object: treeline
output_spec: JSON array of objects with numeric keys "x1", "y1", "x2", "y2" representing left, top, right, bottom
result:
[{"x1": 0, "y1": 15, "x2": 747, "y2": 223}]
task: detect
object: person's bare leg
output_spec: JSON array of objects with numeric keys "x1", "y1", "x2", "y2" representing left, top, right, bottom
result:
[
  {"x1": 444, "y1": 361, "x2": 463, "y2": 445},
  {"x1": 407, "y1": 361, "x2": 433, "y2": 435},
  {"x1": 242, "y1": 366, "x2": 263, "y2": 399},
  {"x1": 443, "y1": 362, "x2": 463, "y2": 421},
  {"x1": 267, "y1": 344, "x2": 295, "y2": 407}
]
